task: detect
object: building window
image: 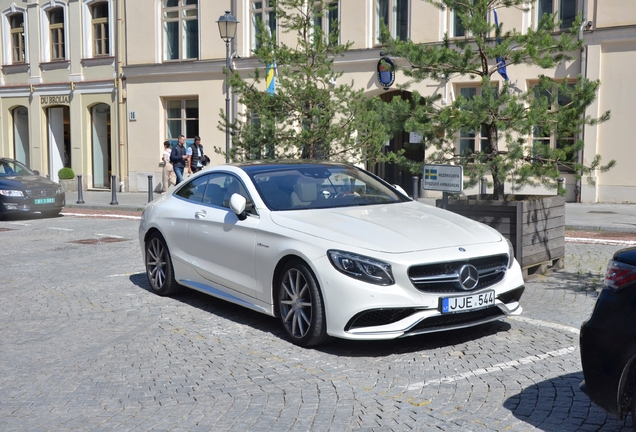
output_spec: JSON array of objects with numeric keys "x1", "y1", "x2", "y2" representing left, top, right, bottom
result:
[
  {"x1": 9, "y1": 13, "x2": 25, "y2": 63},
  {"x1": 49, "y1": 8, "x2": 65, "y2": 60},
  {"x1": 456, "y1": 86, "x2": 489, "y2": 154},
  {"x1": 313, "y1": 1, "x2": 338, "y2": 45},
  {"x1": 91, "y1": 2, "x2": 109, "y2": 56},
  {"x1": 166, "y1": 99, "x2": 199, "y2": 144},
  {"x1": 376, "y1": 0, "x2": 408, "y2": 43},
  {"x1": 450, "y1": 8, "x2": 466, "y2": 38},
  {"x1": 162, "y1": 0, "x2": 198, "y2": 61},
  {"x1": 251, "y1": 0, "x2": 277, "y2": 51},
  {"x1": 537, "y1": 0, "x2": 577, "y2": 30},
  {"x1": 532, "y1": 83, "x2": 576, "y2": 162}
]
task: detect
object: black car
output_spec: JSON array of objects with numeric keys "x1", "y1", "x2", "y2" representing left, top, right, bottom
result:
[
  {"x1": 580, "y1": 247, "x2": 636, "y2": 422},
  {"x1": 0, "y1": 158, "x2": 65, "y2": 219}
]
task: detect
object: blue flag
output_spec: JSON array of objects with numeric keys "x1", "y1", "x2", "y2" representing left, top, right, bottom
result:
[{"x1": 493, "y1": 9, "x2": 509, "y2": 81}]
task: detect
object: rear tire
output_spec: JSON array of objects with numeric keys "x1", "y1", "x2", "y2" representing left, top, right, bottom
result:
[
  {"x1": 277, "y1": 259, "x2": 329, "y2": 347},
  {"x1": 145, "y1": 232, "x2": 180, "y2": 296}
]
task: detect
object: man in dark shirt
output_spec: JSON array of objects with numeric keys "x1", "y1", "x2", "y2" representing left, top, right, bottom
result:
[{"x1": 169, "y1": 135, "x2": 188, "y2": 184}]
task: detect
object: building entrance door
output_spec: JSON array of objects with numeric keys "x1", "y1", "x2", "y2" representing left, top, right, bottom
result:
[
  {"x1": 47, "y1": 106, "x2": 70, "y2": 182},
  {"x1": 13, "y1": 107, "x2": 29, "y2": 167},
  {"x1": 91, "y1": 104, "x2": 111, "y2": 188}
]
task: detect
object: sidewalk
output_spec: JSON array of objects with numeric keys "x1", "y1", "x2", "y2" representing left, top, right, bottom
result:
[{"x1": 63, "y1": 190, "x2": 636, "y2": 234}]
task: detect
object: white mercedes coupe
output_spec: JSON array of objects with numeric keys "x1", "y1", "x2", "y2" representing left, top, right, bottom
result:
[{"x1": 139, "y1": 161, "x2": 524, "y2": 347}]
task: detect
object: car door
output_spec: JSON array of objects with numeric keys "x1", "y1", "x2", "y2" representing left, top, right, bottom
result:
[{"x1": 186, "y1": 172, "x2": 259, "y2": 298}]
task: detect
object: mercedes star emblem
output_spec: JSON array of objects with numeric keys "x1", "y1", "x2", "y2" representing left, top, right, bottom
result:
[{"x1": 458, "y1": 264, "x2": 479, "y2": 290}]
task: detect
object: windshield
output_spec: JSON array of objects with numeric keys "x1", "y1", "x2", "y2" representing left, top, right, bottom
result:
[
  {"x1": 0, "y1": 160, "x2": 34, "y2": 177},
  {"x1": 250, "y1": 165, "x2": 409, "y2": 211}
]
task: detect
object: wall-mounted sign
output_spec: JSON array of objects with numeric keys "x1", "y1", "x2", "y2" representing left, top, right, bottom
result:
[
  {"x1": 129, "y1": 111, "x2": 137, "y2": 121},
  {"x1": 422, "y1": 164, "x2": 463, "y2": 193},
  {"x1": 409, "y1": 132, "x2": 423, "y2": 144},
  {"x1": 40, "y1": 95, "x2": 70, "y2": 105},
  {"x1": 377, "y1": 57, "x2": 395, "y2": 89}
]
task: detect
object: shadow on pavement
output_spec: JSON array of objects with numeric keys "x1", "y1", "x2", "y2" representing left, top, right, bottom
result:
[
  {"x1": 129, "y1": 272, "x2": 512, "y2": 355},
  {"x1": 503, "y1": 371, "x2": 632, "y2": 431}
]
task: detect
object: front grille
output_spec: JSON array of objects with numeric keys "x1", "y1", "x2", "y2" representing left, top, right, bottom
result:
[
  {"x1": 26, "y1": 189, "x2": 56, "y2": 198},
  {"x1": 345, "y1": 308, "x2": 416, "y2": 330},
  {"x1": 408, "y1": 254, "x2": 509, "y2": 293},
  {"x1": 406, "y1": 307, "x2": 504, "y2": 334}
]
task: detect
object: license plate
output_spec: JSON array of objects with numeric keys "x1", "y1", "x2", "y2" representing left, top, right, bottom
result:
[
  {"x1": 34, "y1": 198, "x2": 55, "y2": 204},
  {"x1": 442, "y1": 290, "x2": 495, "y2": 314}
]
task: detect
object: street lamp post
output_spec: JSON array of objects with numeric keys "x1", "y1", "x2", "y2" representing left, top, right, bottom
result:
[{"x1": 217, "y1": 11, "x2": 239, "y2": 164}]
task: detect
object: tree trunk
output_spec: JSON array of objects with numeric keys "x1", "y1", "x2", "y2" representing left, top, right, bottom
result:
[{"x1": 487, "y1": 123, "x2": 504, "y2": 200}]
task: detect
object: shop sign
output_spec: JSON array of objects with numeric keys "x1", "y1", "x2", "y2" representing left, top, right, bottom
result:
[{"x1": 40, "y1": 95, "x2": 70, "y2": 105}]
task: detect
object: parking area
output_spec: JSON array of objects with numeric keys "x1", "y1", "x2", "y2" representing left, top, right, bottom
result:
[{"x1": 0, "y1": 214, "x2": 633, "y2": 431}]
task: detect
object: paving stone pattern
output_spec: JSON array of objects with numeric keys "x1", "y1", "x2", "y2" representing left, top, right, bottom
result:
[{"x1": 0, "y1": 215, "x2": 633, "y2": 431}]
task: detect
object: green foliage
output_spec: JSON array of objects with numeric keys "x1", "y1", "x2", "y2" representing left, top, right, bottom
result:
[
  {"x1": 217, "y1": 0, "x2": 391, "y2": 164},
  {"x1": 57, "y1": 167, "x2": 75, "y2": 180},
  {"x1": 379, "y1": 0, "x2": 614, "y2": 199}
]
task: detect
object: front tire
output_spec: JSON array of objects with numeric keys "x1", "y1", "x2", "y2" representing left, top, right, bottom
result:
[
  {"x1": 277, "y1": 259, "x2": 329, "y2": 347},
  {"x1": 145, "y1": 232, "x2": 180, "y2": 296}
]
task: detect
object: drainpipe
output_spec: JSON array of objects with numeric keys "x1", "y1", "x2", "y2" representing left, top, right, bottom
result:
[
  {"x1": 575, "y1": 7, "x2": 589, "y2": 203},
  {"x1": 115, "y1": 0, "x2": 127, "y2": 191}
]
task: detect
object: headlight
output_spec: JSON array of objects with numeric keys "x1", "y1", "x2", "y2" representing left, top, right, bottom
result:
[
  {"x1": 506, "y1": 238, "x2": 515, "y2": 269},
  {"x1": 56, "y1": 187, "x2": 64, "y2": 195},
  {"x1": 0, "y1": 189, "x2": 24, "y2": 197},
  {"x1": 327, "y1": 250, "x2": 394, "y2": 286}
]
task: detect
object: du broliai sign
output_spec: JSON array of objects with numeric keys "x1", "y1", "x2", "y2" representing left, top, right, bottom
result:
[{"x1": 422, "y1": 164, "x2": 463, "y2": 193}]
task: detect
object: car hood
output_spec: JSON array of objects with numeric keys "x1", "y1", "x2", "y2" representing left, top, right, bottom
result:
[
  {"x1": 270, "y1": 201, "x2": 503, "y2": 253},
  {"x1": 0, "y1": 175, "x2": 60, "y2": 190}
]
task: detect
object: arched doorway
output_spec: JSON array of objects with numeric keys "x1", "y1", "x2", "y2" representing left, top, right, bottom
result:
[
  {"x1": 368, "y1": 90, "x2": 425, "y2": 196},
  {"x1": 47, "y1": 106, "x2": 70, "y2": 182},
  {"x1": 12, "y1": 106, "x2": 29, "y2": 166},
  {"x1": 91, "y1": 104, "x2": 111, "y2": 188}
]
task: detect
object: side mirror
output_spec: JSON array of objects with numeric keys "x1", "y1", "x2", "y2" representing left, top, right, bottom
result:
[
  {"x1": 393, "y1": 184, "x2": 408, "y2": 197},
  {"x1": 33, "y1": 170, "x2": 40, "y2": 175},
  {"x1": 229, "y1": 193, "x2": 247, "y2": 220}
]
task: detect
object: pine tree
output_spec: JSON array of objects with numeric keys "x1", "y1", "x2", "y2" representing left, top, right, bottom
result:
[
  {"x1": 379, "y1": 0, "x2": 614, "y2": 200},
  {"x1": 217, "y1": 0, "x2": 389, "y2": 165}
]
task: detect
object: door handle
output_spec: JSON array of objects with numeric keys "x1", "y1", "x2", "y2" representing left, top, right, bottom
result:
[{"x1": 194, "y1": 210, "x2": 206, "y2": 219}]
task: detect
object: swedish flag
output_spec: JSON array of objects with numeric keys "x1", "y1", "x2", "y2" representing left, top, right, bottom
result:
[
  {"x1": 266, "y1": 61, "x2": 276, "y2": 95},
  {"x1": 425, "y1": 169, "x2": 437, "y2": 180}
]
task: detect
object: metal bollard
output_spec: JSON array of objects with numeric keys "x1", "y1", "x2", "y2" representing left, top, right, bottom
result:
[
  {"x1": 110, "y1": 175, "x2": 119, "y2": 205},
  {"x1": 76, "y1": 175, "x2": 85, "y2": 204},
  {"x1": 480, "y1": 177, "x2": 487, "y2": 196},
  {"x1": 412, "y1": 176, "x2": 419, "y2": 200},
  {"x1": 557, "y1": 177, "x2": 564, "y2": 195},
  {"x1": 148, "y1": 175, "x2": 154, "y2": 203}
]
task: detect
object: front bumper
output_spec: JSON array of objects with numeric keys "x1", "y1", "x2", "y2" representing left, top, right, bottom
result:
[
  {"x1": 0, "y1": 194, "x2": 65, "y2": 214},
  {"x1": 314, "y1": 249, "x2": 526, "y2": 340}
]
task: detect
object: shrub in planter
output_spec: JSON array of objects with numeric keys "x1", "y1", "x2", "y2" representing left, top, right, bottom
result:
[{"x1": 58, "y1": 167, "x2": 75, "y2": 180}]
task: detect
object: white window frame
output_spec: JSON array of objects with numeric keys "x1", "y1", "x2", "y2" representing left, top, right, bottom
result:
[
  {"x1": 535, "y1": 0, "x2": 578, "y2": 30},
  {"x1": 375, "y1": 0, "x2": 409, "y2": 45},
  {"x1": 82, "y1": 0, "x2": 113, "y2": 59},
  {"x1": 251, "y1": 0, "x2": 277, "y2": 51},
  {"x1": 165, "y1": 98, "x2": 199, "y2": 144},
  {"x1": 40, "y1": 1, "x2": 69, "y2": 63},
  {"x1": 455, "y1": 84, "x2": 490, "y2": 154},
  {"x1": 312, "y1": 1, "x2": 339, "y2": 45},
  {"x1": 1, "y1": 5, "x2": 28, "y2": 65},
  {"x1": 531, "y1": 81, "x2": 576, "y2": 161},
  {"x1": 161, "y1": 0, "x2": 199, "y2": 61}
]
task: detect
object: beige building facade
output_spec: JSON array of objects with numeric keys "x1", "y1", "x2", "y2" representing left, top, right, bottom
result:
[
  {"x1": 0, "y1": 0, "x2": 122, "y2": 188},
  {"x1": 4, "y1": 1, "x2": 633, "y2": 202}
]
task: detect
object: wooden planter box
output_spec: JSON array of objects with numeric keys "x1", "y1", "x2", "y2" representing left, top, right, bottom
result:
[{"x1": 436, "y1": 195, "x2": 565, "y2": 279}]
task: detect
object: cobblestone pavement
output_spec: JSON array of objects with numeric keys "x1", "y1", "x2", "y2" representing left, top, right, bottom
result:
[{"x1": 0, "y1": 213, "x2": 633, "y2": 431}]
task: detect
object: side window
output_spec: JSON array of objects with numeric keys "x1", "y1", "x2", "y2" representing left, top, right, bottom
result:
[
  {"x1": 208, "y1": 173, "x2": 256, "y2": 215},
  {"x1": 175, "y1": 174, "x2": 208, "y2": 202}
]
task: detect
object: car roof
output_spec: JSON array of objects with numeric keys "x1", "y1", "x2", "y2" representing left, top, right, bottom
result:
[{"x1": 234, "y1": 160, "x2": 355, "y2": 175}]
